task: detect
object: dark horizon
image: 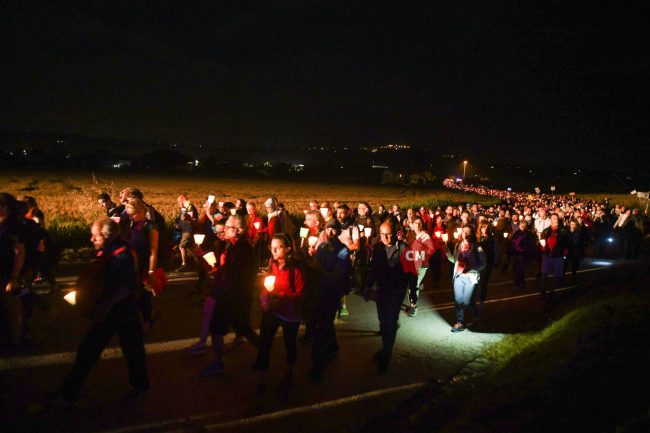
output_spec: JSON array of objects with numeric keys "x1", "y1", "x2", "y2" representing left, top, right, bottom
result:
[{"x1": 3, "y1": 1, "x2": 648, "y2": 173}]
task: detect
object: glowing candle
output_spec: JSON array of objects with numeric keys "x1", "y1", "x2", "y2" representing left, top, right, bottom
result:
[
  {"x1": 264, "y1": 275, "x2": 276, "y2": 292},
  {"x1": 456, "y1": 227, "x2": 462, "y2": 233},
  {"x1": 230, "y1": 209, "x2": 236, "y2": 215},
  {"x1": 358, "y1": 224, "x2": 365, "y2": 231},
  {"x1": 320, "y1": 208, "x2": 328, "y2": 217},
  {"x1": 208, "y1": 195, "x2": 215, "y2": 204},
  {"x1": 254, "y1": 221, "x2": 261, "y2": 230},
  {"x1": 300, "y1": 227, "x2": 309, "y2": 238},
  {"x1": 364, "y1": 227, "x2": 372, "y2": 237},
  {"x1": 308, "y1": 236, "x2": 319, "y2": 247},
  {"x1": 434, "y1": 232, "x2": 441, "y2": 238},
  {"x1": 64, "y1": 291, "x2": 77, "y2": 305},
  {"x1": 193, "y1": 234, "x2": 205, "y2": 245},
  {"x1": 453, "y1": 232, "x2": 460, "y2": 239},
  {"x1": 203, "y1": 252, "x2": 217, "y2": 266},
  {"x1": 493, "y1": 221, "x2": 498, "y2": 227},
  {"x1": 540, "y1": 239, "x2": 546, "y2": 247},
  {"x1": 442, "y1": 233, "x2": 449, "y2": 242},
  {"x1": 503, "y1": 232, "x2": 509, "y2": 238}
]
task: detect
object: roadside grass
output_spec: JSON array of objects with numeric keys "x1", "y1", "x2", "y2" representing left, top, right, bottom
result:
[{"x1": 438, "y1": 266, "x2": 650, "y2": 433}]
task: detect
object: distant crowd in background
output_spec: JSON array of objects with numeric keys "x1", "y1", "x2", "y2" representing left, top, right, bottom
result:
[{"x1": 0, "y1": 181, "x2": 648, "y2": 404}]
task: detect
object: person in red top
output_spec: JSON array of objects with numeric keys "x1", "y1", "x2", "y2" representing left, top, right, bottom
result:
[
  {"x1": 252, "y1": 233, "x2": 304, "y2": 396},
  {"x1": 246, "y1": 202, "x2": 265, "y2": 268},
  {"x1": 540, "y1": 213, "x2": 570, "y2": 298}
]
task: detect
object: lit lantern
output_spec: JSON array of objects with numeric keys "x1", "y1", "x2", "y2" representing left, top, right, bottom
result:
[
  {"x1": 264, "y1": 275, "x2": 276, "y2": 292},
  {"x1": 539, "y1": 239, "x2": 546, "y2": 247},
  {"x1": 364, "y1": 227, "x2": 372, "y2": 237},
  {"x1": 230, "y1": 209, "x2": 236, "y2": 215},
  {"x1": 203, "y1": 252, "x2": 217, "y2": 266},
  {"x1": 453, "y1": 232, "x2": 460, "y2": 240},
  {"x1": 254, "y1": 221, "x2": 261, "y2": 230},
  {"x1": 434, "y1": 232, "x2": 441, "y2": 238},
  {"x1": 64, "y1": 291, "x2": 77, "y2": 305},
  {"x1": 300, "y1": 227, "x2": 309, "y2": 238},
  {"x1": 493, "y1": 221, "x2": 498, "y2": 227},
  {"x1": 503, "y1": 232, "x2": 509, "y2": 238},
  {"x1": 320, "y1": 208, "x2": 328, "y2": 217},
  {"x1": 441, "y1": 233, "x2": 449, "y2": 242},
  {"x1": 193, "y1": 234, "x2": 205, "y2": 245}
]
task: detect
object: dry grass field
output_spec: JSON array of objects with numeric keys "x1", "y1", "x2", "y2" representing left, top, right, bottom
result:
[{"x1": 1, "y1": 172, "x2": 498, "y2": 248}]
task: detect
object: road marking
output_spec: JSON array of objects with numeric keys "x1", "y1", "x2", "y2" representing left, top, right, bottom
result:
[
  {"x1": 204, "y1": 382, "x2": 427, "y2": 430},
  {"x1": 417, "y1": 285, "x2": 579, "y2": 313},
  {"x1": 0, "y1": 334, "x2": 239, "y2": 371},
  {"x1": 91, "y1": 409, "x2": 229, "y2": 433}
]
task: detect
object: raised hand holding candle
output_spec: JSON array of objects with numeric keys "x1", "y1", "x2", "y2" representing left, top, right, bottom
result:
[{"x1": 299, "y1": 227, "x2": 309, "y2": 238}]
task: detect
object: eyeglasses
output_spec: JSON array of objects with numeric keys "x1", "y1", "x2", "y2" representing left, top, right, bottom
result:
[
  {"x1": 380, "y1": 233, "x2": 392, "y2": 238},
  {"x1": 225, "y1": 226, "x2": 238, "y2": 231}
]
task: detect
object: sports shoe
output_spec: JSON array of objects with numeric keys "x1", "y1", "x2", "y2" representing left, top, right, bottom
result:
[
  {"x1": 407, "y1": 305, "x2": 417, "y2": 317},
  {"x1": 451, "y1": 322, "x2": 465, "y2": 333},
  {"x1": 199, "y1": 361, "x2": 224, "y2": 377}
]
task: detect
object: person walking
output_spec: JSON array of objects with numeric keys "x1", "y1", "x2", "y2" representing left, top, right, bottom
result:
[
  {"x1": 51, "y1": 218, "x2": 149, "y2": 404},
  {"x1": 364, "y1": 221, "x2": 408, "y2": 372}
]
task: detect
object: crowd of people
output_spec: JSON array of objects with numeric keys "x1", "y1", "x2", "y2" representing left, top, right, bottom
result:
[{"x1": 1, "y1": 181, "x2": 647, "y2": 404}]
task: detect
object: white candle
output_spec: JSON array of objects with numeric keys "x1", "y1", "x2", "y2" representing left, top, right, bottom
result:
[
  {"x1": 493, "y1": 221, "x2": 498, "y2": 227},
  {"x1": 208, "y1": 195, "x2": 215, "y2": 204},
  {"x1": 442, "y1": 233, "x2": 449, "y2": 242},
  {"x1": 230, "y1": 209, "x2": 236, "y2": 215},
  {"x1": 540, "y1": 239, "x2": 546, "y2": 247},
  {"x1": 453, "y1": 232, "x2": 460, "y2": 240},
  {"x1": 64, "y1": 291, "x2": 77, "y2": 305},
  {"x1": 320, "y1": 208, "x2": 328, "y2": 217},
  {"x1": 300, "y1": 227, "x2": 309, "y2": 238},
  {"x1": 264, "y1": 275, "x2": 276, "y2": 292},
  {"x1": 503, "y1": 232, "x2": 509, "y2": 238},
  {"x1": 434, "y1": 232, "x2": 441, "y2": 238},
  {"x1": 193, "y1": 234, "x2": 205, "y2": 245},
  {"x1": 254, "y1": 221, "x2": 261, "y2": 230},
  {"x1": 456, "y1": 227, "x2": 462, "y2": 233},
  {"x1": 358, "y1": 224, "x2": 365, "y2": 231},
  {"x1": 308, "y1": 236, "x2": 319, "y2": 247},
  {"x1": 203, "y1": 252, "x2": 217, "y2": 266},
  {"x1": 364, "y1": 227, "x2": 372, "y2": 237}
]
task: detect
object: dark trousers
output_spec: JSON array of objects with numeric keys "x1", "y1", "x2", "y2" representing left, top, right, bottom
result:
[
  {"x1": 60, "y1": 302, "x2": 149, "y2": 401},
  {"x1": 566, "y1": 256, "x2": 581, "y2": 283},
  {"x1": 513, "y1": 257, "x2": 527, "y2": 289},
  {"x1": 541, "y1": 255, "x2": 565, "y2": 293},
  {"x1": 255, "y1": 312, "x2": 300, "y2": 370},
  {"x1": 376, "y1": 289, "x2": 405, "y2": 358},
  {"x1": 311, "y1": 306, "x2": 339, "y2": 369},
  {"x1": 140, "y1": 288, "x2": 153, "y2": 323},
  {"x1": 406, "y1": 273, "x2": 419, "y2": 305},
  {"x1": 429, "y1": 250, "x2": 442, "y2": 287},
  {"x1": 478, "y1": 266, "x2": 493, "y2": 303},
  {"x1": 233, "y1": 292, "x2": 258, "y2": 346}
]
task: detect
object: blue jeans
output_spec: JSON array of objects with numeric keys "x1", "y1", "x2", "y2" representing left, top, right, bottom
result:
[
  {"x1": 541, "y1": 255, "x2": 565, "y2": 293},
  {"x1": 453, "y1": 274, "x2": 477, "y2": 324}
]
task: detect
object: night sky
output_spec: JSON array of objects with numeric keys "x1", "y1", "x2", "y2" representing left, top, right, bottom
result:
[{"x1": 2, "y1": 1, "x2": 648, "y2": 172}]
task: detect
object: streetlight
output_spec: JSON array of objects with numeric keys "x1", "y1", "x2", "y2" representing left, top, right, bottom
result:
[{"x1": 463, "y1": 160, "x2": 468, "y2": 179}]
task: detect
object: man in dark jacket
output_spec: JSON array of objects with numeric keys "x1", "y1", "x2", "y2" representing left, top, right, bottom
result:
[
  {"x1": 200, "y1": 214, "x2": 258, "y2": 377},
  {"x1": 365, "y1": 220, "x2": 408, "y2": 372},
  {"x1": 309, "y1": 219, "x2": 350, "y2": 382},
  {"x1": 53, "y1": 218, "x2": 148, "y2": 404}
]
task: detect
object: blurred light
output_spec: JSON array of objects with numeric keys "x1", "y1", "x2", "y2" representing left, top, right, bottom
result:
[
  {"x1": 607, "y1": 237, "x2": 614, "y2": 243},
  {"x1": 63, "y1": 291, "x2": 77, "y2": 305},
  {"x1": 264, "y1": 276, "x2": 276, "y2": 292}
]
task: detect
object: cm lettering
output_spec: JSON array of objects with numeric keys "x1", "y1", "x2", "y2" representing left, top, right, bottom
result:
[{"x1": 405, "y1": 250, "x2": 426, "y2": 261}]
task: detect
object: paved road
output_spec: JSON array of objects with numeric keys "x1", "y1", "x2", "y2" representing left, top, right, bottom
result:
[{"x1": 0, "y1": 258, "x2": 617, "y2": 433}]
